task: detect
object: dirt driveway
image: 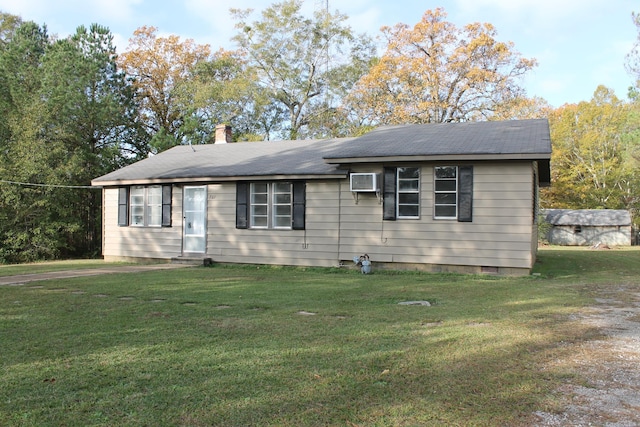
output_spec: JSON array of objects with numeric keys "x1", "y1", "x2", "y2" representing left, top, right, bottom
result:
[
  {"x1": 533, "y1": 286, "x2": 640, "y2": 426},
  {"x1": 0, "y1": 264, "x2": 191, "y2": 286}
]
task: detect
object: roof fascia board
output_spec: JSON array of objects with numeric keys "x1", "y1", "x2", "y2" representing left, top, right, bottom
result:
[
  {"x1": 92, "y1": 172, "x2": 348, "y2": 187},
  {"x1": 324, "y1": 153, "x2": 551, "y2": 164}
]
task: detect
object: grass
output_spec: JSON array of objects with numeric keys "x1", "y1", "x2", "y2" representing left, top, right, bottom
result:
[{"x1": 1, "y1": 247, "x2": 639, "y2": 426}]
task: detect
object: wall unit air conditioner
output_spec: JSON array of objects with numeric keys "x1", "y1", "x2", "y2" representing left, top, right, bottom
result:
[{"x1": 350, "y1": 173, "x2": 380, "y2": 192}]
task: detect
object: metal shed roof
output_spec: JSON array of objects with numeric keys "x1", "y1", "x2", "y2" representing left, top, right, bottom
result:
[{"x1": 543, "y1": 209, "x2": 632, "y2": 226}]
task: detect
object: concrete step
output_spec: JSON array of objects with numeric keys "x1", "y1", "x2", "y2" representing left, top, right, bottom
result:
[{"x1": 171, "y1": 256, "x2": 213, "y2": 266}]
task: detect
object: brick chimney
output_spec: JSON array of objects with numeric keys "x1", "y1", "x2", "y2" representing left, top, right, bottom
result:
[{"x1": 215, "y1": 124, "x2": 232, "y2": 144}]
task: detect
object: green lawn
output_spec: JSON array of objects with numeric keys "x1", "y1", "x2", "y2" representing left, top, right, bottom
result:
[{"x1": 1, "y1": 248, "x2": 638, "y2": 426}]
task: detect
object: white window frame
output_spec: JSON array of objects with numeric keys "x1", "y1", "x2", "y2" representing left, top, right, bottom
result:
[
  {"x1": 130, "y1": 185, "x2": 162, "y2": 227},
  {"x1": 434, "y1": 166, "x2": 458, "y2": 219},
  {"x1": 397, "y1": 167, "x2": 420, "y2": 219},
  {"x1": 250, "y1": 182, "x2": 292, "y2": 229}
]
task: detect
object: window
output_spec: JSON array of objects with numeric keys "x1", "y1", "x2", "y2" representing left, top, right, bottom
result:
[
  {"x1": 384, "y1": 166, "x2": 473, "y2": 222},
  {"x1": 434, "y1": 166, "x2": 458, "y2": 218},
  {"x1": 434, "y1": 166, "x2": 473, "y2": 222},
  {"x1": 237, "y1": 181, "x2": 305, "y2": 230},
  {"x1": 250, "y1": 182, "x2": 292, "y2": 229},
  {"x1": 382, "y1": 167, "x2": 420, "y2": 220},
  {"x1": 272, "y1": 182, "x2": 294, "y2": 228},
  {"x1": 118, "y1": 185, "x2": 172, "y2": 227},
  {"x1": 130, "y1": 185, "x2": 162, "y2": 226},
  {"x1": 250, "y1": 183, "x2": 269, "y2": 228},
  {"x1": 397, "y1": 167, "x2": 420, "y2": 218}
]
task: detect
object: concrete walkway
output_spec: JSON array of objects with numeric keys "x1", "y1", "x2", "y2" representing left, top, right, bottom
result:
[{"x1": 0, "y1": 264, "x2": 192, "y2": 286}]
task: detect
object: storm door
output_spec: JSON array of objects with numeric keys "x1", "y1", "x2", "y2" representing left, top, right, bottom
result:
[{"x1": 183, "y1": 186, "x2": 207, "y2": 253}]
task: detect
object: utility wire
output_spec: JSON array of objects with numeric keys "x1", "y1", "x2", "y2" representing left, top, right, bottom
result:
[{"x1": 0, "y1": 179, "x2": 99, "y2": 190}]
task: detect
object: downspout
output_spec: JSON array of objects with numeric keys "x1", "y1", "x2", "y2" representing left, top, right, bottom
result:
[
  {"x1": 179, "y1": 184, "x2": 184, "y2": 256},
  {"x1": 337, "y1": 179, "x2": 342, "y2": 265}
]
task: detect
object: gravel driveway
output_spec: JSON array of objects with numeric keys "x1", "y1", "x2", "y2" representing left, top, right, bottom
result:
[{"x1": 533, "y1": 286, "x2": 640, "y2": 426}]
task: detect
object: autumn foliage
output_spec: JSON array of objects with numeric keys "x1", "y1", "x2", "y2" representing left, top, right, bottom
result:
[
  {"x1": 347, "y1": 8, "x2": 537, "y2": 125},
  {"x1": 117, "y1": 26, "x2": 211, "y2": 151},
  {"x1": 543, "y1": 86, "x2": 640, "y2": 218}
]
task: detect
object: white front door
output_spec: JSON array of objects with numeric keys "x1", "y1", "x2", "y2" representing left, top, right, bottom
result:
[{"x1": 183, "y1": 186, "x2": 207, "y2": 253}]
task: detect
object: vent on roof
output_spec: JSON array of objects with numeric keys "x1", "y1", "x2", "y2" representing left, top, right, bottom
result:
[{"x1": 350, "y1": 173, "x2": 380, "y2": 192}]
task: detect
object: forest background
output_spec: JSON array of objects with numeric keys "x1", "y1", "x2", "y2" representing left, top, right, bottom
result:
[{"x1": 1, "y1": 0, "x2": 640, "y2": 263}]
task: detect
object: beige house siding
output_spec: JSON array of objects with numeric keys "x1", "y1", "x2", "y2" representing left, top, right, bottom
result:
[
  {"x1": 102, "y1": 182, "x2": 342, "y2": 266},
  {"x1": 101, "y1": 161, "x2": 537, "y2": 273},
  {"x1": 102, "y1": 187, "x2": 182, "y2": 261},
  {"x1": 337, "y1": 162, "x2": 535, "y2": 271},
  {"x1": 205, "y1": 181, "x2": 341, "y2": 267}
]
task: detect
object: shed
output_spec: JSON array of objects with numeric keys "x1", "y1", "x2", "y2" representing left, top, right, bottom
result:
[{"x1": 543, "y1": 209, "x2": 632, "y2": 246}]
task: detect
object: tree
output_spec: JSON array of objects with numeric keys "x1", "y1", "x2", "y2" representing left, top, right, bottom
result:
[
  {"x1": 0, "y1": 21, "x2": 60, "y2": 262},
  {"x1": 0, "y1": 12, "x2": 23, "y2": 144},
  {"x1": 0, "y1": 11, "x2": 22, "y2": 48},
  {"x1": 625, "y1": 11, "x2": 640, "y2": 90},
  {"x1": 0, "y1": 21, "x2": 147, "y2": 262},
  {"x1": 542, "y1": 86, "x2": 640, "y2": 219},
  {"x1": 118, "y1": 26, "x2": 211, "y2": 152},
  {"x1": 0, "y1": 20, "x2": 49, "y2": 181},
  {"x1": 38, "y1": 24, "x2": 149, "y2": 256},
  {"x1": 44, "y1": 25, "x2": 148, "y2": 167},
  {"x1": 0, "y1": 19, "x2": 47, "y2": 135},
  {"x1": 174, "y1": 48, "x2": 286, "y2": 142},
  {"x1": 490, "y1": 96, "x2": 552, "y2": 121},
  {"x1": 231, "y1": 0, "x2": 375, "y2": 140},
  {"x1": 346, "y1": 8, "x2": 536, "y2": 125}
]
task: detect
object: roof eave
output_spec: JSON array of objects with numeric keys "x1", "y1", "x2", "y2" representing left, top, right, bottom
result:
[
  {"x1": 91, "y1": 172, "x2": 349, "y2": 187},
  {"x1": 324, "y1": 153, "x2": 552, "y2": 164}
]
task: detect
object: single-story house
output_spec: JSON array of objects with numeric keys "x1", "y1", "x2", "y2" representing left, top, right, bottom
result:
[
  {"x1": 543, "y1": 209, "x2": 632, "y2": 246},
  {"x1": 91, "y1": 119, "x2": 552, "y2": 275}
]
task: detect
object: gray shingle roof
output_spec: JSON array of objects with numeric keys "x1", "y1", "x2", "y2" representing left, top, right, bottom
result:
[
  {"x1": 323, "y1": 119, "x2": 551, "y2": 161},
  {"x1": 92, "y1": 138, "x2": 352, "y2": 185},
  {"x1": 543, "y1": 209, "x2": 631, "y2": 226},
  {"x1": 92, "y1": 119, "x2": 551, "y2": 186}
]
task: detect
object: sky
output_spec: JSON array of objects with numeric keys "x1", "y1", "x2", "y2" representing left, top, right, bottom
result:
[{"x1": 0, "y1": 0, "x2": 638, "y2": 108}]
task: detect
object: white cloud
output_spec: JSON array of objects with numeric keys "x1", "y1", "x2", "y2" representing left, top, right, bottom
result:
[
  {"x1": 111, "y1": 32, "x2": 130, "y2": 52},
  {"x1": 454, "y1": 0, "x2": 603, "y2": 20},
  {"x1": 1, "y1": 0, "x2": 143, "y2": 41},
  {"x1": 0, "y1": 0, "x2": 47, "y2": 15},
  {"x1": 344, "y1": 7, "x2": 383, "y2": 34},
  {"x1": 181, "y1": 0, "x2": 282, "y2": 50},
  {"x1": 92, "y1": 0, "x2": 143, "y2": 23},
  {"x1": 539, "y1": 78, "x2": 567, "y2": 94},
  {"x1": 0, "y1": 0, "x2": 54, "y2": 24}
]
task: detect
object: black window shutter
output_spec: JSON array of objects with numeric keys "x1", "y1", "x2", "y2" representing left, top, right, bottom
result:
[
  {"x1": 118, "y1": 187, "x2": 129, "y2": 226},
  {"x1": 161, "y1": 185, "x2": 172, "y2": 227},
  {"x1": 383, "y1": 167, "x2": 397, "y2": 220},
  {"x1": 458, "y1": 166, "x2": 473, "y2": 222},
  {"x1": 292, "y1": 181, "x2": 306, "y2": 230},
  {"x1": 236, "y1": 182, "x2": 249, "y2": 229}
]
